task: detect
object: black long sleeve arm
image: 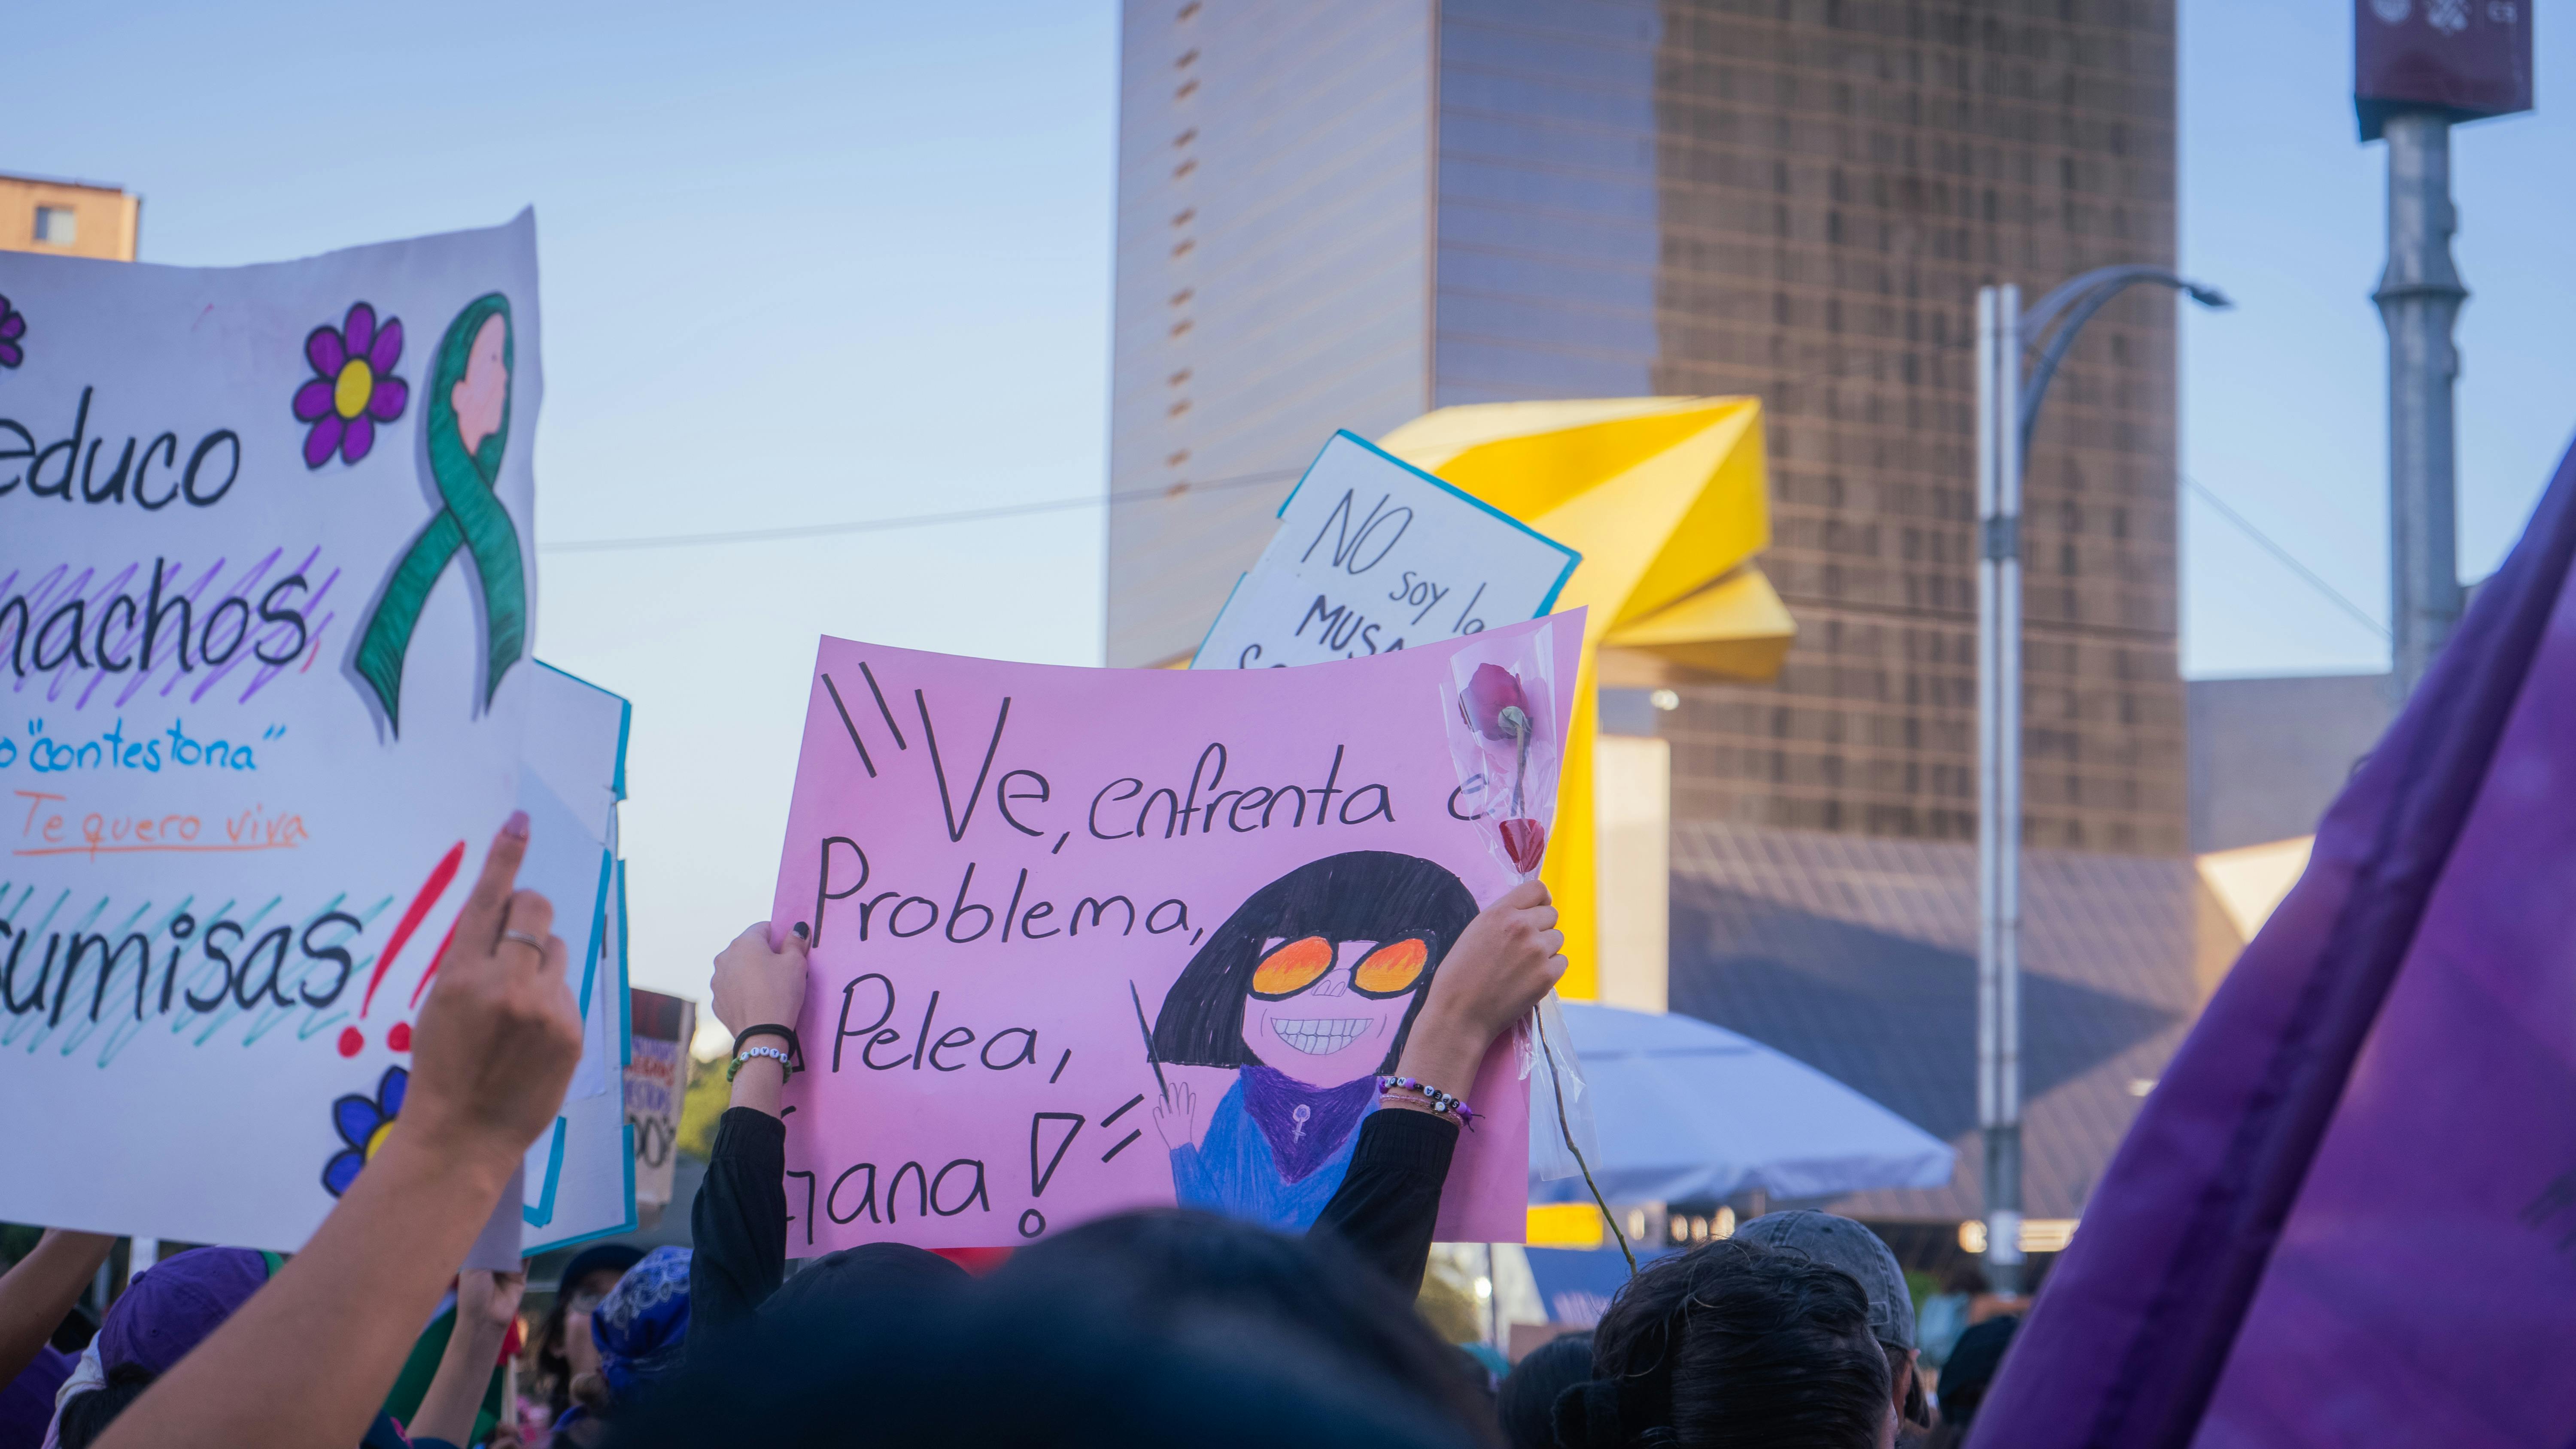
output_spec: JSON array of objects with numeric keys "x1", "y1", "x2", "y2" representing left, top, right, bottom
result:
[
  {"x1": 1310, "y1": 1108, "x2": 1460, "y2": 1297},
  {"x1": 687, "y1": 1107, "x2": 788, "y2": 1349}
]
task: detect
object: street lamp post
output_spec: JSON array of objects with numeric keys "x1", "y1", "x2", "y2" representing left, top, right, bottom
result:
[
  {"x1": 2376, "y1": 112, "x2": 2467, "y2": 698},
  {"x1": 1975, "y1": 268, "x2": 2229, "y2": 1295}
]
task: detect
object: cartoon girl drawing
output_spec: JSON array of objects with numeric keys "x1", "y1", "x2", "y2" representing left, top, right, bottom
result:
[{"x1": 1150, "y1": 850, "x2": 1478, "y2": 1231}]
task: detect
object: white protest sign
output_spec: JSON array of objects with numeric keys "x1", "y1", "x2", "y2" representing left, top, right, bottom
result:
[
  {"x1": 625, "y1": 985, "x2": 695, "y2": 1225},
  {"x1": 0, "y1": 215, "x2": 547, "y2": 1251},
  {"x1": 1192, "y1": 431, "x2": 1579, "y2": 670}
]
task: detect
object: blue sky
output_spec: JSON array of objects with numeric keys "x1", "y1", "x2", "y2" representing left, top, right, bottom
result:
[
  {"x1": 9, "y1": 1, "x2": 2568, "y2": 998},
  {"x1": 2181, "y1": 2, "x2": 2574, "y2": 675}
]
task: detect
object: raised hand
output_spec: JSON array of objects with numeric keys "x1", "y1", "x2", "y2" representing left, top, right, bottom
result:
[
  {"x1": 402, "y1": 812, "x2": 585, "y2": 1168},
  {"x1": 1394, "y1": 879, "x2": 1567, "y2": 1101},
  {"x1": 711, "y1": 920, "x2": 810, "y2": 1037}
]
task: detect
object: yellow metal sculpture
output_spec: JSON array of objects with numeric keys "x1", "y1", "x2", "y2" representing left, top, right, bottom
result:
[{"x1": 1379, "y1": 397, "x2": 1790, "y2": 998}]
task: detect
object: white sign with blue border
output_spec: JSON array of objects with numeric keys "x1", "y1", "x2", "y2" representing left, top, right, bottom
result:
[{"x1": 1191, "y1": 431, "x2": 1579, "y2": 670}]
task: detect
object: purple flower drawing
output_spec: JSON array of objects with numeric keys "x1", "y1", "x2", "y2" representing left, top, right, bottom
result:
[
  {"x1": 293, "y1": 302, "x2": 407, "y2": 468},
  {"x1": 0, "y1": 294, "x2": 24, "y2": 370}
]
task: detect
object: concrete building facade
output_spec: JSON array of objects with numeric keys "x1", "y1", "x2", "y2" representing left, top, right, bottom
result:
[
  {"x1": 1108, "y1": 0, "x2": 2183, "y2": 854},
  {"x1": 0, "y1": 175, "x2": 140, "y2": 263}
]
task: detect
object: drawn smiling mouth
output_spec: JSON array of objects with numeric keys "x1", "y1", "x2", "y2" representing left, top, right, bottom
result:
[{"x1": 1269, "y1": 1018, "x2": 1372, "y2": 1055}]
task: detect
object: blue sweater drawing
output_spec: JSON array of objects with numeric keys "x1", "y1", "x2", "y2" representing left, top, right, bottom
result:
[{"x1": 1168, "y1": 1067, "x2": 1380, "y2": 1231}]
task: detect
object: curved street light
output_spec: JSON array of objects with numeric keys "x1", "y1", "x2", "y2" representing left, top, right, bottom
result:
[
  {"x1": 1973, "y1": 268, "x2": 2229, "y2": 1297},
  {"x1": 2019, "y1": 265, "x2": 2233, "y2": 453}
]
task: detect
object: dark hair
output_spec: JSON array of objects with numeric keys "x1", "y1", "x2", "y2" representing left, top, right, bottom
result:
[
  {"x1": 1561, "y1": 1239, "x2": 1889, "y2": 1449},
  {"x1": 604, "y1": 1280, "x2": 1482, "y2": 1449},
  {"x1": 763, "y1": 1243, "x2": 968, "y2": 1318},
  {"x1": 56, "y1": 1364, "x2": 155, "y2": 1449},
  {"x1": 1497, "y1": 1332, "x2": 1592, "y2": 1449},
  {"x1": 993, "y1": 1209, "x2": 1497, "y2": 1443},
  {"x1": 1150, "y1": 852, "x2": 1477, "y2": 1072}
]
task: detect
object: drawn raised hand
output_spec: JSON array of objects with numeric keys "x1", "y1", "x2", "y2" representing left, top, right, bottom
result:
[{"x1": 1154, "y1": 1080, "x2": 1198, "y2": 1150}]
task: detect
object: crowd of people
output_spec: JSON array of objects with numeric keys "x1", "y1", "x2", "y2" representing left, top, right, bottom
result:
[{"x1": 0, "y1": 815, "x2": 2021, "y2": 1448}]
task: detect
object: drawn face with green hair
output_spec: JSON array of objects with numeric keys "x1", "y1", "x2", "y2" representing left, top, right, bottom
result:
[{"x1": 452, "y1": 313, "x2": 510, "y2": 456}]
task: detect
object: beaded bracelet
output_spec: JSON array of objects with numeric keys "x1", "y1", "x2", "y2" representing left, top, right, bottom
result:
[
  {"x1": 727, "y1": 1044, "x2": 793, "y2": 1082},
  {"x1": 1378, "y1": 1074, "x2": 1475, "y2": 1127}
]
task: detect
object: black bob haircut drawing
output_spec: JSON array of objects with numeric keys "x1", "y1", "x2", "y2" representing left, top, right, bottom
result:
[{"x1": 1151, "y1": 851, "x2": 1479, "y2": 1074}]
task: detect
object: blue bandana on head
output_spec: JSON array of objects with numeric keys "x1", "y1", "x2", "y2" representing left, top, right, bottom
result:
[{"x1": 591, "y1": 1246, "x2": 692, "y2": 1401}]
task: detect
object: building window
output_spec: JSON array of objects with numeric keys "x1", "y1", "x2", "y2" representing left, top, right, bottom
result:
[{"x1": 33, "y1": 206, "x2": 76, "y2": 246}]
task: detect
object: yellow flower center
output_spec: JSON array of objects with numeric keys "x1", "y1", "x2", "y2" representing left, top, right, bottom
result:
[
  {"x1": 334, "y1": 358, "x2": 375, "y2": 420},
  {"x1": 365, "y1": 1119, "x2": 395, "y2": 1161}
]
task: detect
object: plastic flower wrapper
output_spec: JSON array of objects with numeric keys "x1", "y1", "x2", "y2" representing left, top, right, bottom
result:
[{"x1": 1438, "y1": 622, "x2": 1601, "y2": 1185}]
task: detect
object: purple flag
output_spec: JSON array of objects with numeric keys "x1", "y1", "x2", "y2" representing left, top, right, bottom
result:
[{"x1": 1973, "y1": 437, "x2": 2576, "y2": 1448}]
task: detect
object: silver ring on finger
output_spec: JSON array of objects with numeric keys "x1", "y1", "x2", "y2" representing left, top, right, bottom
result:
[{"x1": 503, "y1": 929, "x2": 546, "y2": 954}]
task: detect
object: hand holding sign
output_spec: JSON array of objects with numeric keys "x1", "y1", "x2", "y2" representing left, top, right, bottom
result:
[{"x1": 1393, "y1": 880, "x2": 1566, "y2": 1101}]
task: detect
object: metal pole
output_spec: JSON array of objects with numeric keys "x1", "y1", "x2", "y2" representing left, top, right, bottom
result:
[
  {"x1": 2376, "y1": 111, "x2": 2466, "y2": 697},
  {"x1": 1975, "y1": 285, "x2": 2026, "y2": 1295}
]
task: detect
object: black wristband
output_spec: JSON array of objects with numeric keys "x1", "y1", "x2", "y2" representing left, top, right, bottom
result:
[{"x1": 733, "y1": 1023, "x2": 803, "y2": 1072}]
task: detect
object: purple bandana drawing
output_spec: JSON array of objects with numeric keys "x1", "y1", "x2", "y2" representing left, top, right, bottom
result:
[{"x1": 1148, "y1": 851, "x2": 1476, "y2": 1230}]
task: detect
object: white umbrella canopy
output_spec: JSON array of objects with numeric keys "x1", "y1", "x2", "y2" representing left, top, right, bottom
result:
[{"x1": 1527, "y1": 1001, "x2": 1956, "y2": 1205}]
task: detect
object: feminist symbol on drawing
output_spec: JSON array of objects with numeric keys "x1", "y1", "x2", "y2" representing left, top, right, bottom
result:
[
  {"x1": 1148, "y1": 851, "x2": 1477, "y2": 1231},
  {"x1": 352, "y1": 294, "x2": 527, "y2": 733}
]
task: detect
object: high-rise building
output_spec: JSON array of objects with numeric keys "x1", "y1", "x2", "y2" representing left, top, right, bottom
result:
[
  {"x1": 1107, "y1": 0, "x2": 2181, "y2": 855},
  {"x1": 0, "y1": 174, "x2": 141, "y2": 262}
]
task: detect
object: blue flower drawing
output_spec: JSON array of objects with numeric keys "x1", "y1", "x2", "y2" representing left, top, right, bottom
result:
[{"x1": 321, "y1": 1065, "x2": 408, "y2": 1197}]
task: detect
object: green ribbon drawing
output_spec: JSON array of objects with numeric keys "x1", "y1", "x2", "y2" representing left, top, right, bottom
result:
[{"x1": 354, "y1": 294, "x2": 526, "y2": 734}]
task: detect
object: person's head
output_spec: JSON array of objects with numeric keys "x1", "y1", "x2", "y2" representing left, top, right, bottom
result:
[
  {"x1": 992, "y1": 1209, "x2": 1495, "y2": 1442},
  {"x1": 762, "y1": 1243, "x2": 968, "y2": 1319},
  {"x1": 1495, "y1": 1332, "x2": 1592, "y2": 1449},
  {"x1": 529, "y1": 1242, "x2": 646, "y2": 1407},
  {"x1": 604, "y1": 1279, "x2": 1482, "y2": 1449},
  {"x1": 1151, "y1": 852, "x2": 1479, "y2": 1087},
  {"x1": 577, "y1": 1246, "x2": 691, "y2": 1417},
  {"x1": 1927, "y1": 1314, "x2": 2019, "y2": 1436},
  {"x1": 1558, "y1": 1238, "x2": 1893, "y2": 1449},
  {"x1": 56, "y1": 1249, "x2": 273, "y2": 1449},
  {"x1": 1732, "y1": 1210, "x2": 1926, "y2": 1431}
]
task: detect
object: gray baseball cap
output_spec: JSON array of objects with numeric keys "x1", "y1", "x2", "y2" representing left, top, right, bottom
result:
[{"x1": 1733, "y1": 1210, "x2": 1915, "y2": 1352}]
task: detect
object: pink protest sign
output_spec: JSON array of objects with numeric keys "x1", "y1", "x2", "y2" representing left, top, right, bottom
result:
[{"x1": 768, "y1": 615, "x2": 1579, "y2": 1251}]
